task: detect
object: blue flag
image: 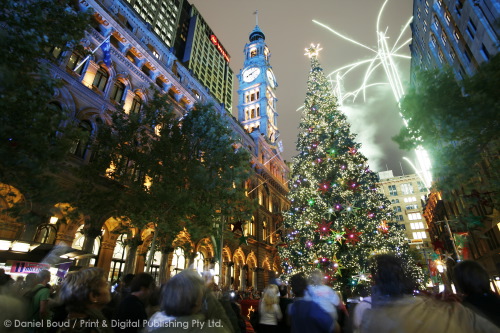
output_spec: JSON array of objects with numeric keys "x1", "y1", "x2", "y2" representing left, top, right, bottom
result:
[{"x1": 101, "y1": 37, "x2": 111, "y2": 67}]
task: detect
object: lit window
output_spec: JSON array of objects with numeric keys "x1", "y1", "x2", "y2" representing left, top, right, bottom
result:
[
  {"x1": 410, "y1": 222, "x2": 425, "y2": 229},
  {"x1": 401, "y1": 183, "x2": 414, "y2": 195},
  {"x1": 394, "y1": 206, "x2": 402, "y2": 213},
  {"x1": 67, "y1": 52, "x2": 84, "y2": 75},
  {"x1": 406, "y1": 204, "x2": 418, "y2": 210},
  {"x1": 170, "y1": 247, "x2": 185, "y2": 277},
  {"x1": 412, "y1": 231, "x2": 427, "y2": 239},
  {"x1": 92, "y1": 67, "x2": 109, "y2": 92},
  {"x1": 130, "y1": 94, "x2": 142, "y2": 114},
  {"x1": 110, "y1": 81, "x2": 125, "y2": 103},
  {"x1": 408, "y1": 213, "x2": 422, "y2": 220},
  {"x1": 404, "y1": 197, "x2": 417, "y2": 203}
]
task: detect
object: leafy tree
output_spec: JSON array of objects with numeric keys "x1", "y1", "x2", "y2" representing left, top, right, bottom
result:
[
  {"x1": 393, "y1": 54, "x2": 499, "y2": 202},
  {"x1": 0, "y1": 0, "x2": 90, "y2": 221},
  {"x1": 278, "y1": 47, "x2": 423, "y2": 293},
  {"x1": 75, "y1": 90, "x2": 254, "y2": 265}
]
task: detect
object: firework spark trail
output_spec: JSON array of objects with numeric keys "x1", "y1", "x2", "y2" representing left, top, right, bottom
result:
[{"x1": 313, "y1": 0, "x2": 433, "y2": 187}]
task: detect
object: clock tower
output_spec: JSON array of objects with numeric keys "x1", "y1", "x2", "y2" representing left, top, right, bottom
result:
[{"x1": 237, "y1": 24, "x2": 279, "y2": 143}]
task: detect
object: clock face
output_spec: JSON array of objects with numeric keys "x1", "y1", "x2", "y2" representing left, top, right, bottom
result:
[
  {"x1": 242, "y1": 67, "x2": 261, "y2": 82},
  {"x1": 267, "y1": 69, "x2": 276, "y2": 88}
]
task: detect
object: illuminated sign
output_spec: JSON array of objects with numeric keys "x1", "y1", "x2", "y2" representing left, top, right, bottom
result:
[
  {"x1": 210, "y1": 35, "x2": 230, "y2": 63},
  {"x1": 10, "y1": 261, "x2": 51, "y2": 274}
]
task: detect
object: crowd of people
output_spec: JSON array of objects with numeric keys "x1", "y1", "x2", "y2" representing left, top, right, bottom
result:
[{"x1": 0, "y1": 254, "x2": 499, "y2": 333}]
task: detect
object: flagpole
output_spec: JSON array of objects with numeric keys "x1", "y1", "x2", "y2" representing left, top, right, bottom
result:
[{"x1": 74, "y1": 35, "x2": 111, "y2": 72}]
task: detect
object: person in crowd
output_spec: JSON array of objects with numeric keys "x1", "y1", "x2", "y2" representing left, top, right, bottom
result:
[
  {"x1": 452, "y1": 260, "x2": 500, "y2": 327},
  {"x1": 288, "y1": 273, "x2": 335, "y2": 333},
  {"x1": 148, "y1": 269, "x2": 233, "y2": 332},
  {"x1": 26, "y1": 269, "x2": 52, "y2": 331},
  {"x1": 57, "y1": 267, "x2": 113, "y2": 333},
  {"x1": 277, "y1": 284, "x2": 293, "y2": 333},
  {"x1": 114, "y1": 272, "x2": 156, "y2": 333},
  {"x1": 360, "y1": 254, "x2": 499, "y2": 333},
  {"x1": 305, "y1": 269, "x2": 340, "y2": 323},
  {"x1": 0, "y1": 269, "x2": 25, "y2": 333},
  {"x1": 258, "y1": 284, "x2": 282, "y2": 332},
  {"x1": 351, "y1": 283, "x2": 372, "y2": 333}
]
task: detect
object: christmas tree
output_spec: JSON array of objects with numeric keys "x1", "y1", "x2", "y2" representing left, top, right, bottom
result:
[{"x1": 278, "y1": 45, "x2": 422, "y2": 293}]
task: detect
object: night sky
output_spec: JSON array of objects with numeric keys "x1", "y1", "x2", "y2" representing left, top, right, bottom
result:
[{"x1": 189, "y1": 0, "x2": 417, "y2": 176}]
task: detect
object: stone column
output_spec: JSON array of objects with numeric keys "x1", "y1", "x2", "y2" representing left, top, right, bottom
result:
[
  {"x1": 158, "y1": 247, "x2": 173, "y2": 284},
  {"x1": 96, "y1": 240, "x2": 115, "y2": 277},
  {"x1": 78, "y1": 226, "x2": 102, "y2": 267},
  {"x1": 252, "y1": 269, "x2": 258, "y2": 289},
  {"x1": 225, "y1": 262, "x2": 234, "y2": 289},
  {"x1": 240, "y1": 265, "x2": 247, "y2": 291},
  {"x1": 123, "y1": 245, "x2": 137, "y2": 275}
]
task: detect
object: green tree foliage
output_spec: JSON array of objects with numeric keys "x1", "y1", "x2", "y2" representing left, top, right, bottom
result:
[
  {"x1": 76, "y1": 90, "x2": 254, "y2": 244},
  {"x1": 393, "y1": 54, "x2": 499, "y2": 200},
  {"x1": 278, "y1": 50, "x2": 423, "y2": 293},
  {"x1": 0, "y1": 0, "x2": 90, "y2": 219}
]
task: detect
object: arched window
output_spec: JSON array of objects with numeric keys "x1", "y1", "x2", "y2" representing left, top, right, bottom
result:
[
  {"x1": 92, "y1": 67, "x2": 109, "y2": 92},
  {"x1": 130, "y1": 94, "x2": 142, "y2": 114},
  {"x1": 109, "y1": 234, "x2": 127, "y2": 282},
  {"x1": 262, "y1": 220, "x2": 268, "y2": 242},
  {"x1": 170, "y1": 247, "x2": 185, "y2": 277},
  {"x1": 34, "y1": 224, "x2": 57, "y2": 244},
  {"x1": 213, "y1": 261, "x2": 220, "y2": 285},
  {"x1": 150, "y1": 250, "x2": 162, "y2": 283},
  {"x1": 72, "y1": 225, "x2": 102, "y2": 267},
  {"x1": 70, "y1": 120, "x2": 92, "y2": 158},
  {"x1": 193, "y1": 252, "x2": 205, "y2": 274},
  {"x1": 110, "y1": 81, "x2": 125, "y2": 103}
]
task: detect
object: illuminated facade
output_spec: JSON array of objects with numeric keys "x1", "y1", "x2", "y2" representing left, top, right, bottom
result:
[{"x1": 0, "y1": 0, "x2": 288, "y2": 291}]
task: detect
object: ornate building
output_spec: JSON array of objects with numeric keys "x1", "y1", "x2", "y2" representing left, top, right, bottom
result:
[{"x1": 0, "y1": 0, "x2": 289, "y2": 291}]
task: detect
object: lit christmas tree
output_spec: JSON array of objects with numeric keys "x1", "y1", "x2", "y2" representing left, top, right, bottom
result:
[{"x1": 278, "y1": 44, "x2": 423, "y2": 293}]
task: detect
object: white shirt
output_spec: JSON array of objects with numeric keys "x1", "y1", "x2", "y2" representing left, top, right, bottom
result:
[
  {"x1": 258, "y1": 302, "x2": 282, "y2": 325},
  {"x1": 305, "y1": 284, "x2": 340, "y2": 320}
]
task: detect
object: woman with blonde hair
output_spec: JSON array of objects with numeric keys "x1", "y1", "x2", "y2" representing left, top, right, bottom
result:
[{"x1": 258, "y1": 284, "x2": 282, "y2": 333}]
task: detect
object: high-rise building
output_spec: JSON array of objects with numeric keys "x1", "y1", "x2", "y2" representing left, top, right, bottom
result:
[
  {"x1": 124, "y1": 0, "x2": 189, "y2": 50},
  {"x1": 378, "y1": 171, "x2": 432, "y2": 254},
  {"x1": 122, "y1": 1, "x2": 233, "y2": 110},
  {"x1": 237, "y1": 25, "x2": 279, "y2": 143},
  {"x1": 182, "y1": 6, "x2": 234, "y2": 111},
  {"x1": 409, "y1": 0, "x2": 499, "y2": 81}
]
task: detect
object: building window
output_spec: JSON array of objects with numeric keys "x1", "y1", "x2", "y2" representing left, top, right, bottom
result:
[
  {"x1": 480, "y1": 44, "x2": 490, "y2": 61},
  {"x1": 92, "y1": 67, "x2": 109, "y2": 92},
  {"x1": 110, "y1": 81, "x2": 125, "y2": 103},
  {"x1": 170, "y1": 247, "x2": 185, "y2": 277},
  {"x1": 404, "y1": 197, "x2": 417, "y2": 203},
  {"x1": 393, "y1": 206, "x2": 402, "y2": 213},
  {"x1": 67, "y1": 52, "x2": 84, "y2": 75},
  {"x1": 410, "y1": 222, "x2": 425, "y2": 230},
  {"x1": 250, "y1": 48, "x2": 257, "y2": 57},
  {"x1": 412, "y1": 231, "x2": 427, "y2": 239},
  {"x1": 262, "y1": 220, "x2": 268, "y2": 242},
  {"x1": 72, "y1": 225, "x2": 101, "y2": 267},
  {"x1": 406, "y1": 204, "x2": 418, "y2": 210},
  {"x1": 70, "y1": 120, "x2": 92, "y2": 158},
  {"x1": 34, "y1": 224, "x2": 57, "y2": 244},
  {"x1": 388, "y1": 185, "x2": 398, "y2": 196},
  {"x1": 130, "y1": 94, "x2": 142, "y2": 114},
  {"x1": 445, "y1": 12, "x2": 451, "y2": 25},
  {"x1": 408, "y1": 213, "x2": 422, "y2": 220},
  {"x1": 109, "y1": 234, "x2": 127, "y2": 281},
  {"x1": 391, "y1": 199, "x2": 400, "y2": 204},
  {"x1": 193, "y1": 252, "x2": 205, "y2": 273},
  {"x1": 401, "y1": 183, "x2": 414, "y2": 195},
  {"x1": 394, "y1": 215, "x2": 404, "y2": 222}
]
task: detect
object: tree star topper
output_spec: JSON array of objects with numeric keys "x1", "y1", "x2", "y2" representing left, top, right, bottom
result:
[{"x1": 305, "y1": 43, "x2": 323, "y2": 58}]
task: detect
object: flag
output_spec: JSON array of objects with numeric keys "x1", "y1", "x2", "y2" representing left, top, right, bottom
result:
[{"x1": 101, "y1": 37, "x2": 111, "y2": 67}]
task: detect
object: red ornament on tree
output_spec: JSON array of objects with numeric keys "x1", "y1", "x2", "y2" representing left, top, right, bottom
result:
[
  {"x1": 316, "y1": 220, "x2": 333, "y2": 237},
  {"x1": 317, "y1": 181, "x2": 331, "y2": 194},
  {"x1": 344, "y1": 227, "x2": 362, "y2": 245}
]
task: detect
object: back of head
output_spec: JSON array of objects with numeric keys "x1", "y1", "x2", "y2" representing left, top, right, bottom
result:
[
  {"x1": 290, "y1": 273, "x2": 308, "y2": 298},
  {"x1": 308, "y1": 269, "x2": 324, "y2": 286},
  {"x1": 122, "y1": 273, "x2": 135, "y2": 287},
  {"x1": 452, "y1": 260, "x2": 490, "y2": 295},
  {"x1": 130, "y1": 273, "x2": 155, "y2": 293},
  {"x1": 370, "y1": 254, "x2": 413, "y2": 297},
  {"x1": 37, "y1": 269, "x2": 51, "y2": 284},
  {"x1": 59, "y1": 267, "x2": 105, "y2": 313},
  {"x1": 161, "y1": 269, "x2": 205, "y2": 317},
  {"x1": 262, "y1": 284, "x2": 279, "y2": 308},
  {"x1": 279, "y1": 284, "x2": 288, "y2": 297}
]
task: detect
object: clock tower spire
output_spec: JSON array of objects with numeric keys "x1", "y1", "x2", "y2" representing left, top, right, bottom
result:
[{"x1": 237, "y1": 20, "x2": 279, "y2": 143}]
